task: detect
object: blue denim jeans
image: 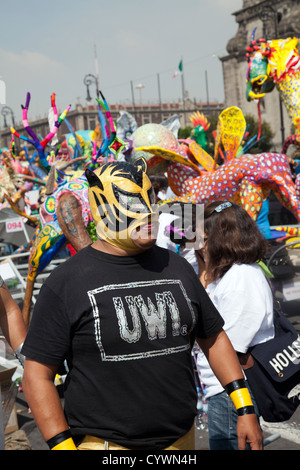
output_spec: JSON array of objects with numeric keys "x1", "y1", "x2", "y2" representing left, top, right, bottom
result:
[{"x1": 207, "y1": 385, "x2": 260, "y2": 450}]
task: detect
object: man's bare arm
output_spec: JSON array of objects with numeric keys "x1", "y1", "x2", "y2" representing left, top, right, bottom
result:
[{"x1": 22, "y1": 359, "x2": 74, "y2": 448}]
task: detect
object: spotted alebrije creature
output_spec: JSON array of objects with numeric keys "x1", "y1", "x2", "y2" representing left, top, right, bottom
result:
[
  {"x1": 274, "y1": 173, "x2": 300, "y2": 240},
  {"x1": 161, "y1": 152, "x2": 300, "y2": 222}
]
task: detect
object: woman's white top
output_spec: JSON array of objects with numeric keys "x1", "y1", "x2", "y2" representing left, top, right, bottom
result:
[{"x1": 196, "y1": 263, "x2": 275, "y2": 397}]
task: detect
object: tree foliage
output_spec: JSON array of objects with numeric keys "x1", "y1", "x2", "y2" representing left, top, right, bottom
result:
[{"x1": 178, "y1": 126, "x2": 192, "y2": 139}]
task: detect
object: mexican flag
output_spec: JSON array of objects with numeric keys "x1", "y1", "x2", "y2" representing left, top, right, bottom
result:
[{"x1": 172, "y1": 60, "x2": 183, "y2": 78}]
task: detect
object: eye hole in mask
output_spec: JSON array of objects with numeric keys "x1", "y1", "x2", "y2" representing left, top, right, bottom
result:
[{"x1": 113, "y1": 185, "x2": 155, "y2": 214}]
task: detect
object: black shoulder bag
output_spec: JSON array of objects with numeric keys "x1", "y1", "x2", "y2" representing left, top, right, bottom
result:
[{"x1": 239, "y1": 299, "x2": 300, "y2": 423}]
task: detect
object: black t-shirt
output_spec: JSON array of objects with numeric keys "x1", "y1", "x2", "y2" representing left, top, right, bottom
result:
[{"x1": 23, "y1": 244, "x2": 224, "y2": 449}]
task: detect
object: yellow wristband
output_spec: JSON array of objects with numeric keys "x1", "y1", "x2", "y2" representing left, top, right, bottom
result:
[
  {"x1": 229, "y1": 387, "x2": 253, "y2": 410},
  {"x1": 51, "y1": 437, "x2": 77, "y2": 450}
]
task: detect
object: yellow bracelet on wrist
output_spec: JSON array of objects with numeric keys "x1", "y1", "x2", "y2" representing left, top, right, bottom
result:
[
  {"x1": 51, "y1": 437, "x2": 77, "y2": 450},
  {"x1": 229, "y1": 387, "x2": 253, "y2": 409},
  {"x1": 47, "y1": 430, "x2": 77, "y2": 450},
  {"x1": 225, "y1": 379, "x2": 255, "y2": 416}
]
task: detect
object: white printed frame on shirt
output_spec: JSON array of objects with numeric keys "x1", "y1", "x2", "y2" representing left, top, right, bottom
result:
[{"x1": 87, "y1": 279, "x2": 196, "y2": 362}]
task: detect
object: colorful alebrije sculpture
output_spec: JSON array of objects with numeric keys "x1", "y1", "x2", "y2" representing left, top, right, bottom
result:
[
  {"x1": 96, "y1": 91, "x2": 126, "y2": 157},
  {"x1": 135, "y1": 107, "x2": 300, "y2": 223},
  {"x1": 245, "y1": 35, "x2": 300, "y2": 152},
  {"x1": 11, "y1": 93, "x2": 71, "y2": 171},
  {"x1": 17, "y1": 92, "x2": 124, "y2": 325},
  {"x1": 137, "y1": 148, "x2": 300, "y2": 222}
]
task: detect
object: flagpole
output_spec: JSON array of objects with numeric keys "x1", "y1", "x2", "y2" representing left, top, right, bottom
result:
[
  {"x1": 180, "y1": 56, "x2": 186, "y2": 126},
  {"x1": 157, "y1": 73, "x2": 162, "y2": 122},
  {"x1": 94, "y1": 43, "x2": 100, "y2": 96},
  {"x1": 130, "y1": 80, "x2": 137, "y2": 121},
  {"x1": 205, "y1": 70, "x2": 209, "y2": 105}
]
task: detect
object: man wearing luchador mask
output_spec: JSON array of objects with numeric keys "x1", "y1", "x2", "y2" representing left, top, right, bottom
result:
[
  {"x1": 22, "y1": 159, "x2": 263, "y2": 451},
  {"x1": 85, "y1": 158, "x2": 159, "y2": 253}
]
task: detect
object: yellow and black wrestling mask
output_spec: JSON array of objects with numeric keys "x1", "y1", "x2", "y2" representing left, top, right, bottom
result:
[{"x1": 85, "y1": 158, "x2": 158, "y2": 251}]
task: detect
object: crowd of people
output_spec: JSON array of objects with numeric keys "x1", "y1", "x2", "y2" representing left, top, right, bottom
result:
[{"x1": 0, "y1": 156, "x2": 276, "y2": 451}]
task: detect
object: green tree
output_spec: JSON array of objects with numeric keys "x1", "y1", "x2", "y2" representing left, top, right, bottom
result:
[{"x1": 178, "y1": 126, "x2": 192, "y2": 139}]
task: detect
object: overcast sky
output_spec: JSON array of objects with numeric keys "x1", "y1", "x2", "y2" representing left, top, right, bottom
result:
[{"x1": 0, "y1": 0, "x2": 243, "y2": 124}]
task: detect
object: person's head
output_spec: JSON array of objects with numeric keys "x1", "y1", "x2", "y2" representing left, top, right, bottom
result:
[
  {"x1": 85, "y1": 158, "x2": 158, "y2": 253},
  {"x1": 203, "y1": 200, "x2": 268, "y2": 281}
]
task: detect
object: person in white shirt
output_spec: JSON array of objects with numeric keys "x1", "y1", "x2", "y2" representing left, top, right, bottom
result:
[{"x1": 196, "y1": 200, "x2": 275, "y2": 450}]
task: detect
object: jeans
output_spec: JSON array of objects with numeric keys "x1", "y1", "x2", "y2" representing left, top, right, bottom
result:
[{"x1": 207, "y1": 385, "x2": 260, "y2": 450}]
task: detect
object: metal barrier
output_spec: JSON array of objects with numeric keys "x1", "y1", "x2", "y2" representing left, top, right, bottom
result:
[{"x1": 0, "y1": 251, "x2": 69, "y2": 304}]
